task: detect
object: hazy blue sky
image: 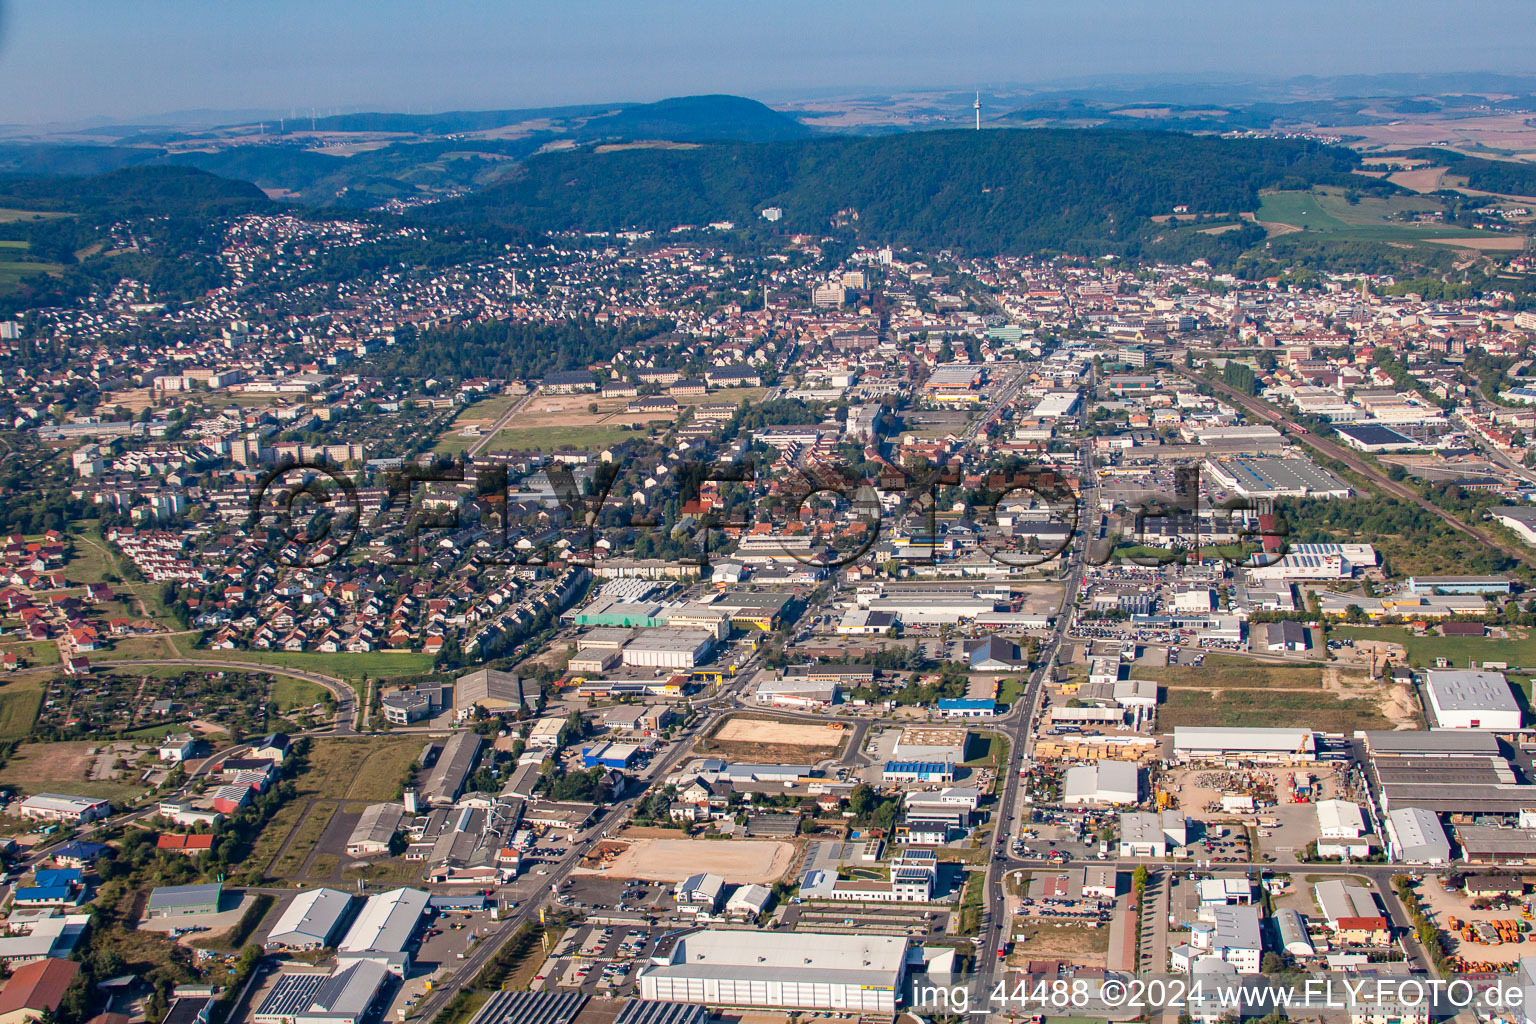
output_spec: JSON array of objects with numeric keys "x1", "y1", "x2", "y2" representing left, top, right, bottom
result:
[{"x1": 3, "y1": 0, "x2": 1534, "y2": 125}]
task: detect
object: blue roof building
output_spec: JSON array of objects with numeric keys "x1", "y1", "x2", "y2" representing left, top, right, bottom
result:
[
  {"x1": 13, "y1": 885, "x2": 81, "y2": 906},
  {"x1": 33, "y1": 868, "x2": 82, "y2": 889},
  {"x1": 881, "y1": 761, "x2": 955, "y2": 783},
  {"x1": 936, "y1": 698, "x2": 997, "y2": 718},
  {"x1": 582, "y1": 743, "x2": 642, "y2": 769}
]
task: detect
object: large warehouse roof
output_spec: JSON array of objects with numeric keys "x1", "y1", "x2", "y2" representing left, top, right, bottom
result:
[
  {"x1": 338, "y1": 887, "x2": 427, "y2": 956},
  {"x1": 1173, "y1": 727, "x2": 1315, "y2": 755},
  {"x1": 1387, "y1": 807, "x2": 1452, "y2": 863},
  {"x1": 1424, "y1": 670, "x2": 1519, "y2": 717},
  {"x1": 1364, "y1": 731, "x2": 1500, "y2": 756},
  {"x1": 644, "y1": 929, "x2": 908, "y2": 988},
  {"x1": 265, "y1": 888, "x2": 352, "y2": 948}
]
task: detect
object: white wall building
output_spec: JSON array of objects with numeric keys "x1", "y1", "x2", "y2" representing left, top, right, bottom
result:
[
  {"x1": 637, "y1": 930, "x2": 908, "y2": 1013},
  {"x1": 1423, "y1": 670, "x2": 1522, "y2": 730}
]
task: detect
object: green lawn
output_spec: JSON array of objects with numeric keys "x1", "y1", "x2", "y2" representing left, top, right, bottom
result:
[
  {"x1": 271, "y1": 677, "x2": 329, "y2": 712},
  {"x1": 187, "y1": 648, "x2": 434, "y2": 681},
  {"x1": 996, "y1": 677, "x2": 1024, "y2": 707},
  {"x1": 1328, "y1": 625, "x2": 1536, "y2": 669},
  {"x1": 484, "y1": 423, "x2": 637, "y2": 452}
]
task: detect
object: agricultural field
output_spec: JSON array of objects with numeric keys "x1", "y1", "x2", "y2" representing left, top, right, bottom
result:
[
  {"x1": 1255, "y1": 188, "x2": 1509, "y2": 246},
  {"x1": 0, "y1": 208, "x2": 69, "y2": 223},
  {"x1": 0, "y1": 240, "x2": 61, "y2": 291}
]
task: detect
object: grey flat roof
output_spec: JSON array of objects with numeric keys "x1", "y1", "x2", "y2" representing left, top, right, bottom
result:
[
  {"x1": 1365, "y1": 731, "x2": 1500, "y2": 756},
  {"x1": 147, "y1": 883, "x2": 222, "y2": 909},
  {"x1": 308, "y1": 960, "x2": 390, "y2": 1017},
  {"x1": 266, "y1": 888, "x2": 353, "y2": 946},
  {"x1": 1424, "y1": 670, "x2": 1519, "y2": 714}
]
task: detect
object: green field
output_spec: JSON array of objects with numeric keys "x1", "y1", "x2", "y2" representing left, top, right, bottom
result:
[
  {"x1": 0, "y1": 208, "x2": 69, "y2": 223},
  {"x1": 1159, "y1": 687, "x2": 1393, "y2": 732},
  {"x1": 0, "y1": 679, "x2": 43, "y2": 740},
  {"x1": 271, "y1": 677, "x2": 330, "y2": 712},
  {"x1": 297, "y1": 737, "x2": 423, "y2": 801},
  {"x1": 1328, "y1": 625, "x2": 1536, "y2": 669},
  {"x1": 484, "y1": 423, "x2": 636, "y2": 452},
  {"x1": 185, "y1": 647, "x2": 434, "y2": 681},
  {"x1": 0, "y1": 258, "x2": 62, "y2": 290},
  {"x1": 1256, "y1": 188, "x2": 1501, "y2": 242},
  {"x1": 1137, "y1": 659, "x2": 1324, "y2": 689}
]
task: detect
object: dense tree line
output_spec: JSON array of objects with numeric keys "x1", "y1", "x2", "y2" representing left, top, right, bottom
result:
[{"x1": 370, "y1": 318, "x2": 672, "y2": 382}]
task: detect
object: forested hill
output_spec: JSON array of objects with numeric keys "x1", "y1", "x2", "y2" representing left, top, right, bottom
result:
[
  {"x1": 0, "y1": 165, "x2": 268, "y2": 217},
  {"x1": 418, "y1": 128, "x2": 1370, "y2": 255}
]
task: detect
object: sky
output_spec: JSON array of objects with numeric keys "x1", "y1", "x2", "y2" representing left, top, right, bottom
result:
[{"x1": 2, "y1": 0, "x2": 1535, "y2": 125}]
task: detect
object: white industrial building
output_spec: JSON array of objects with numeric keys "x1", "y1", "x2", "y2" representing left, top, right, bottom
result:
[
  {"x1": 1385, "y1": 807, "x2": 1453, "y2": 865},
  {"x1": 1315, "y1": 799, "x2": 1371, "y2": 859},
  {"x1": 636, "y1": 930, "x2": 909, "y2": 1013},
  {"x1": 265, "y1": 889, "x2": 354, "y2": 951},
  {"x1": 891, "y1": 727, "x2": 969, "y2": 763},
  {"x1": 754, "y1": 675, "x2": 839, "y2": 708},
  {"x1": 17, "y1": 794, "x2": 111, "y2": 823},
  {"x1": 1062, "y1": 761, "x2": 1140, "y2": 806},
  {"x1": 1275, "y1": 908, "x2": 1315, "y2": 957},
  {"x1": 1170, "y1": 905, "x2": 1263, "y2": 974},
  {"x1": 1118, "y1": 811, "x2": 1189, "y2": 857},
  {"x1": 345, "y1": 803, "x2": 404, "y2": 857},
  {"x1": 336, "y1": 887, "x2": 428, "y2": 975},
  {"x1": 620, "y1": 628, "x2": 715, "y2": 669},
  {"x1": 1172, "y1": 726, "x2": 1316, "y2": 763},
  {"x1": 1422, "y1": 670, "x2": 1522, "y2": 730}
]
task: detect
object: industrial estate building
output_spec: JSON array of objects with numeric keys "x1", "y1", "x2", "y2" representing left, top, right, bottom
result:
[
  {"x1": 264, "y1": 889, "x2": 355, "y2": 951},
  {"x1": 335, "y1": 887, "x2": 428, "y2": 975},
  {"x1": 1421, "y1": 670, "x2": 1522, "y2": 730},
  {"x1": 17, "y1": 794, "x2": 111, "y2": 824},
  {"x1": 421, "y1": 732, "x2": 483, "y2": 808},
  {"x1": 1063, "y1": 761, "x2": 1140, "y2": 806},
  {"x1": 636, "y1": 930, "x2": 910, "y2": 1012}
]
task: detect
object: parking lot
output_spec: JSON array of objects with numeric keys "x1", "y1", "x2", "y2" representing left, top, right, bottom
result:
[{"x1": 530, "y1": 922, "x2": 676, "y2": 997}]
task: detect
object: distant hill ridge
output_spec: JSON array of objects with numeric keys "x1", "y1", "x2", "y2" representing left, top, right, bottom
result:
[{"x1": 417, "y1": 127, "x2": 1370, "y2": 256}]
